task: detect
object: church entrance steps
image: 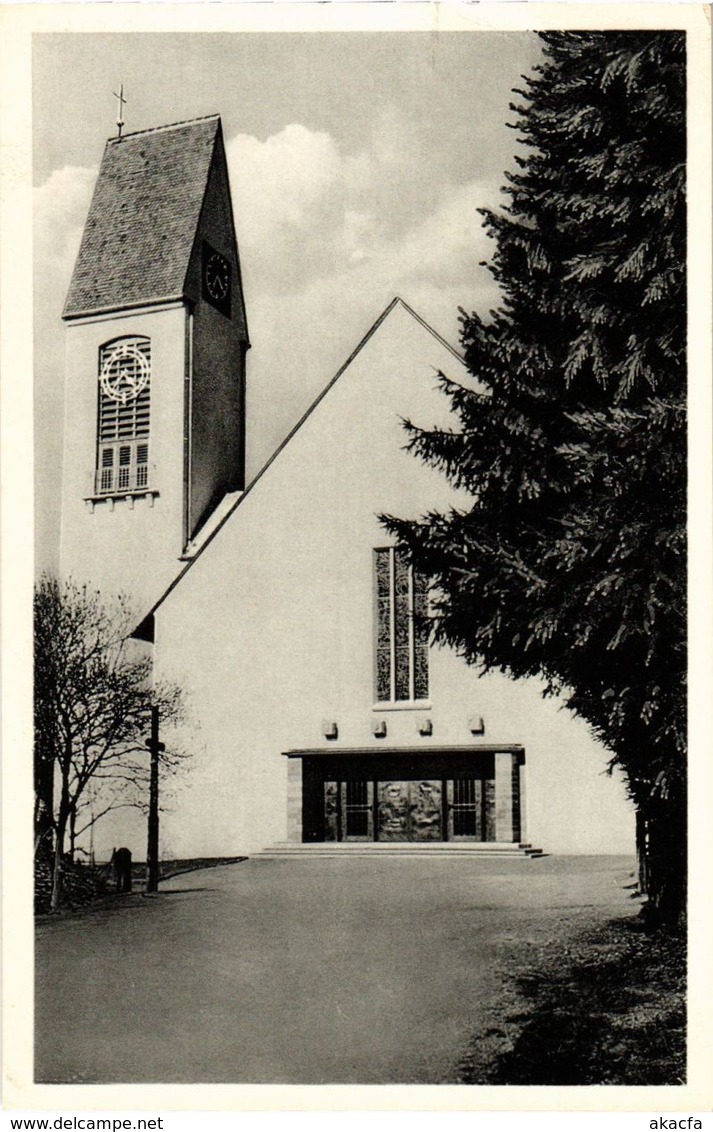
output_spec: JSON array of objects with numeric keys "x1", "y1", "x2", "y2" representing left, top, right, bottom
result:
[{"x1": 254, "y1": 841, "x2": 545, "y2": 860}]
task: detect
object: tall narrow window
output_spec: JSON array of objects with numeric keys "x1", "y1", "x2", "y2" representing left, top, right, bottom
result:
[
  {"x1": 375, "y1": 547, "x2": 429, "y2": 703},
  {"x1": 95, "y1": 337, "x2": 151, "y2": 495}
]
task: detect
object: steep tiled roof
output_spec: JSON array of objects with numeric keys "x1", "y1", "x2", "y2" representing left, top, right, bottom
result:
[{"x1": 63, "y1": 116, "x2": 221, "y2": 318}]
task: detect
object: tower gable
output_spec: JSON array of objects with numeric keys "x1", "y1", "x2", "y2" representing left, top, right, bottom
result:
[
  {"x1": 183, "y1": 126, "x2": 249, "y2": 539},
  {"x1": 184, "y1": 126, "x2": 249, "y2": 342}
]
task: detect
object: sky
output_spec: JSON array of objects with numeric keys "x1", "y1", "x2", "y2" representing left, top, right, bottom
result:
[{"x1": 34, "y1": 31, "x2": 541, "y2": 572}]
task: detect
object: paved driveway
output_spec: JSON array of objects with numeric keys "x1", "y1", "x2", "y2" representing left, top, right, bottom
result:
[{"x1": 35, "y1": 855, "x2": 636, "y2": 1084}]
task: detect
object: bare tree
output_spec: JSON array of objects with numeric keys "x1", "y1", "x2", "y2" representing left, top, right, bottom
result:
[{"x1": 34, "y1": 576, "x2": 187, "y2": 912}]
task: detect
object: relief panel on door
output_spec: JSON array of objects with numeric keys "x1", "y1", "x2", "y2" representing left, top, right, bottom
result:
[
  {"x1": 377, "y1": 781, "x2": 409, "y2": 841},
  {"x1": 377, "y1": 780, "x2": 442, "y2": 841},
  {"x1": 324, "y1": 781, "x2": 339, "y2": 841},
  {"x1": 484, "y1": 779, "x2": 495, "y2": 841},
  {"x1": 409, "y1": 780, "x2": 442, "y2": 841}
]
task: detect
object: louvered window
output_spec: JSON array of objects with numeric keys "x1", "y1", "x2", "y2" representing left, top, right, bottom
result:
[
  {"x1": 95, "y1": 337, "x2": 151, "y2": 495},
  {"x1": 375, "y1": 548, "x2": 430, "y2": 702}
]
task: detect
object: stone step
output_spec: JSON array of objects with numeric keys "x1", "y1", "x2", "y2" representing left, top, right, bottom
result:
[
  {"x1": 254, "y1": 841, "x2": 545, "y2": 860},
  {"x1": 256, "y1": 851, "x2": 545, "y2": 860},
  {"x1": 262, "y1": 840, "x2": 533, "y2": 850}
]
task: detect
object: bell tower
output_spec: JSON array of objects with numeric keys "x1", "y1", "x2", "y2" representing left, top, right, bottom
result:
[{"x1": 59, "y1": 115, "x2": 249, "y2": 616}]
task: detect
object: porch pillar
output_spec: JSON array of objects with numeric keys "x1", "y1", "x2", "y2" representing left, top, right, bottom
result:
[
  {"x1": 517, "y1": 758, "x2": 527, "y2": 845},
  {"x1": 494, "y1": 751, "x2": 520, "y2": 842},
  {"x1": 286, "y1": 758, "x2": 303, "y2": 843}
]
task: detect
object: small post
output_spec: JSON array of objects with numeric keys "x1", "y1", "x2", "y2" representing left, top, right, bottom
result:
[{"x1": 145, "y1": 705, "x2": 164, "y2": 893}]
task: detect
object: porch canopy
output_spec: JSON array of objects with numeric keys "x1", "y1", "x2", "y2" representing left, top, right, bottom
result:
[{"x1": 283, "y1": 745, "x2": 524, "y2": 845}]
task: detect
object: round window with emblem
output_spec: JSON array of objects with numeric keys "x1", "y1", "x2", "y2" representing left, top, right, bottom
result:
[{"x1": 99, "y1": 341, "x2": 150, "y2": 404}]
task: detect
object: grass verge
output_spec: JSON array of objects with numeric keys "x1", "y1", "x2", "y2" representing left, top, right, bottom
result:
[
  {"x1": 458, "y1": 915, "x2": 685, "y2": 1085},
  {"x1": 36, "y1": 856, "x2": 248, "y2": 917}
]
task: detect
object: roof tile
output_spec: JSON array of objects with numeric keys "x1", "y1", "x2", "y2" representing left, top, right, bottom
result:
[{"x1": 63, "y1": 116, "x2": 220, "y2": 318}]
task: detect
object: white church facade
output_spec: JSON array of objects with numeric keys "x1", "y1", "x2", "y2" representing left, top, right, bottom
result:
[{"x1": 59, "y1": 115, "x2": 635, "y2": 860}]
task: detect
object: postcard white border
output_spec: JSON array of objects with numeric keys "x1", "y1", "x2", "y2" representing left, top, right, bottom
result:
[{"x1": 2, "y1": 1, "x2": 711, "y2": 1114}]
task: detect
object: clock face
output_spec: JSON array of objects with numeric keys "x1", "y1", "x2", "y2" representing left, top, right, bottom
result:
[
  {"x1": 205, "y1": 254, "x2": 229, "y2": 301},
  {"x1": 202, "y1": 242, "x2": 232, "y2": 316},
  {"x1": 100, "y1": 342, "x2": 150, "y2": 404}
]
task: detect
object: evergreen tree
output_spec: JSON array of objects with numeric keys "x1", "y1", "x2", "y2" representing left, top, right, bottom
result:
[{"x1": 384, "y1": 32, "x2": 686, "y2": 927}]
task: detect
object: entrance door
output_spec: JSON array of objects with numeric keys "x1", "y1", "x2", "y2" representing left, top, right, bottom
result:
[
  {"x1": 323, "y1": 780, "x2": 374, "y2": 841},
  {"x1": 320, "y1": 770, "x2": 496, "y2": 843},
  {"x1": 446, "y1": 778, "x2": 495, "y2": 841},
  {"x1": 341, "y1": 779, "x2": 373, "y2": 841},
  {"x1": 377, "y1": 780, "x2": 442, "y2": 841}
]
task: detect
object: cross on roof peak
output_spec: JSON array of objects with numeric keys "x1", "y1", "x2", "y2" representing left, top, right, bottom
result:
[{"x1": 113, "y1": 84, "x2": 127, "y2": 139}]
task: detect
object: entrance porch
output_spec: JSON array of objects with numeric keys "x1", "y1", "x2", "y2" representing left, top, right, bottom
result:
[{"x1": 285, "y1": 747, "x2": 525, "y2": 846}]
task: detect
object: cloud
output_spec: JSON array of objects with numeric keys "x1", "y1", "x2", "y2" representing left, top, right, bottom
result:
[
  {"x1": 230, "y1": 124, "x2": 342, "y2": 233},
  {"x1": 226, "y1": 119, "x2": 500, "y2": 300},
  {"x1": 34, "y1": 165, "x2": 96, "y2": 573},
  {"x1": 34, "y1": 163, "x2": 96, "y2": 386},
  {"x1": 34, "y1": 165, "x2": 96, "y2": 323},
  {"x1": 225, "y1": 124, "x2": 502, "y2": 473}
]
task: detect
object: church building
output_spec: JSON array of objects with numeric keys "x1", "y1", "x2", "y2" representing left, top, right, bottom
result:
[{"x1": 60, "y1": 115, "x2": 635, "y2": 860}]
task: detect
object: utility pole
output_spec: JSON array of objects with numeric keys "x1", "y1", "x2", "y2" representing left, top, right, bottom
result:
[{"x1": 145, "y1": 705, "x2": 164, "y2": 893}]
